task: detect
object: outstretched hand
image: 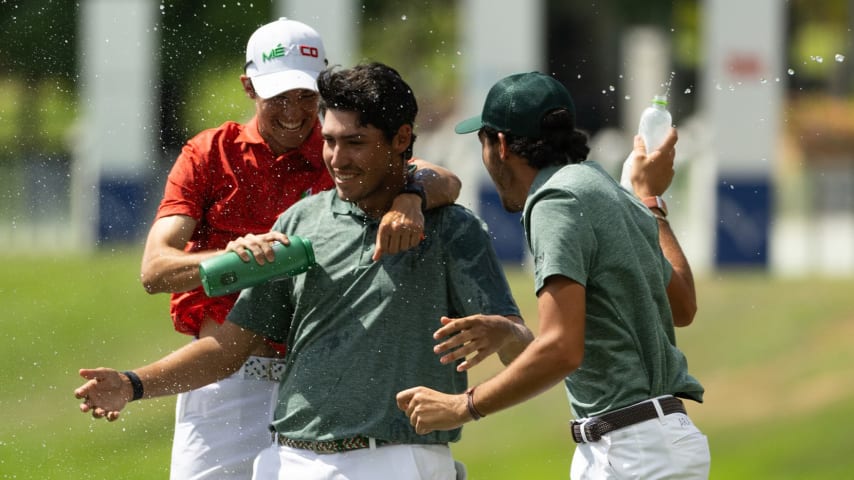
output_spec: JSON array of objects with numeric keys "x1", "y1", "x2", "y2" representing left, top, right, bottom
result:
[
  {"x1": 74, "y1": 368, "x2": 130, "y2": 422},
  {"x1": 630, "y1": 127, "x2": 678, "y2": 198},
  {"x1": 433, "y1": 314, "x2": 528, "y2": 371}
]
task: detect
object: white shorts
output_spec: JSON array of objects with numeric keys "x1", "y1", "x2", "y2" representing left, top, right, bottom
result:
[
  {"x1": 169, "y1": 356, "x2": 285, "y2": 480},
  {"x1": 252, "y1": 442, "x2": 457, "y2": 480},
  {"x1": 570, "y1": 397, "x2": 710, "y2": 479}
]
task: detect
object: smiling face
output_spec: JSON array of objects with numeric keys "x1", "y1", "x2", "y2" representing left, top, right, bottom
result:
[
  {"x1": 321, "y1": 108, "x2": 411, "y2": 217},
  {"x1": 242, "y1": 76, "x2": 320, "y2": 155}
]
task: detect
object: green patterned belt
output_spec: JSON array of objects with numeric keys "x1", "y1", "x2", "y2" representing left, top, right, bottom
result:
[{"x1": 276, "y1": 434, "x2": 395, "y2": 454}]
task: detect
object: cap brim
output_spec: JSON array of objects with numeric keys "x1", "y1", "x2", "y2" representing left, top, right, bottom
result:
[
  {"x1": 454, "y1": 115, "x2": 483, "y2": 134},
  {"x1": 250, "y1": 69, "x2": 320, "y2": 99}
]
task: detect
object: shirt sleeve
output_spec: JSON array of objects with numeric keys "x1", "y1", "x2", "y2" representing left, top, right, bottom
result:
[
  {"x1": 226, "y1": 214, "x2": 296, "y2": 342},
  {"x1": 527, "y1": 188, "x2": 597, "y2": 295},
  {"x1": 441, "y1": 208, "x2": 520, "y2": 318},
  {"x1": 226, "y1": 278, "x2": 294, "y2": 343},
  {"x1": 155, "y1": 140, "x2": 209, "y2": 221}
]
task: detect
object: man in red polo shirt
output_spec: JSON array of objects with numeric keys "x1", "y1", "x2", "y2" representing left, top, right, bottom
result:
[{"x1": 138, "y1": 18, "x2": 461, "y2": 479}]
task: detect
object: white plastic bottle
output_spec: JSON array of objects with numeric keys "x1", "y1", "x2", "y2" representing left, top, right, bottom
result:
[{"x1": 620, "y1": 94, "x2": 672, "y2": 192}]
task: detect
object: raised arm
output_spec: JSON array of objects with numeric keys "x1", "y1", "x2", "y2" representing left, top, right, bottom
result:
[
  {"x1": 408, "y1": 158, "x2": 462, "y2": 209},
  {"x1": 74, "y1": 320, "x2": 262, "y2": 421},
  {"x1": 629, "y1": 128, "x2": 697, "y2": 327},
  {"x1": 373, "y1": 158, "x2": 462, "y2": 260}
]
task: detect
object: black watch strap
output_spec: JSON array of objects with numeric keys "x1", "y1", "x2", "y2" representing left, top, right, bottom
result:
[{"x1": 402, "y1": 178, "x2": 427, "y2": 211}]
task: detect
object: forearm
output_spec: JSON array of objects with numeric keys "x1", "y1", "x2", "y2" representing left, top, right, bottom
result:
[
  {"x1": 473, "y1": 333, "x2": 578, "y2": 417},
  {"x1": 140, "y1": 248, "x2": 222, "y2": 294},
  {"x1": 476, "y1": 277, "x2": 583, "y2": 415},
  {"x1": 496, "y1": 316, "x2": 534, "y2": 366},
  {"x1": 130, "y1": 332, "x2": 257, "y2": 400},
  {"x1": 657, "y1": 216, "x2": 697, "y2": 326},
  {"x1": 141, "y1": 215, "x2": 220, "y2": 294},
  {"x1": 132, "y1": 340, "x2": 235, "y2": 398},
  {"x1": 410, "y1": 158, "x2": 461, "y2": 208}
]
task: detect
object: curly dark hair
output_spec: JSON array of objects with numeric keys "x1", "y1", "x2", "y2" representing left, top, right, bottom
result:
[
  {"x1": 317, "y1": 62, "x2": 418, "y2": 160},
  {"x1": 481, "y1": 109, "x2": 589, "y2": 169}
]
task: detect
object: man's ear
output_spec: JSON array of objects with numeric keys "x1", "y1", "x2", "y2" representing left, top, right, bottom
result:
[
  {"x1": 393, "y1": 124, "x2": 413, "y2": 155},
  {"x1": 497, "y1": 132, "x2": 510, "y2": 159},
  {"x1": 240, "y1": 76, "x2": 257, "y2": 99}
]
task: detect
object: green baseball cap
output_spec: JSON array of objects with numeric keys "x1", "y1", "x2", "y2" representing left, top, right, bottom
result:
[{"x1": 455, "y1": 72, "x2": 575, "y2": 138}]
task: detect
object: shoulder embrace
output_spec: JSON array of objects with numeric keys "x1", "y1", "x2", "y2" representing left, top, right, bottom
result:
[{"x1": 430, "y1": 203, "x2": 490, "y2": 236}]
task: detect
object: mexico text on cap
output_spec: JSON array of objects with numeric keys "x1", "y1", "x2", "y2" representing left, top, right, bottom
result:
[{"x1": 244, "y1": 18, "x2": 326, "y2": 99}]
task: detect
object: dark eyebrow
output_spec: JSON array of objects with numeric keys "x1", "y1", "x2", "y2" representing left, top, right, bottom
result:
[{"x1": 322, "y1": 133, "x2": 365, "y2": 141}]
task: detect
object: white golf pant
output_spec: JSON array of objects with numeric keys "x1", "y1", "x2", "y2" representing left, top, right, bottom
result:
[
  {"x1": 570, "y1": 401, "x2": 710, "y2": 479},
  {"x1": 170, "y1": 356, "x2": 284, "y2": 480},
  {"x1": 252, "y1": 442, "x2": 457, "y2": 480}
]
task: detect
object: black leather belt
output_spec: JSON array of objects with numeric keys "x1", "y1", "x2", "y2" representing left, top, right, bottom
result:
[{"x1": 570, "y1": 396, "x2": 686, "y2": 443}]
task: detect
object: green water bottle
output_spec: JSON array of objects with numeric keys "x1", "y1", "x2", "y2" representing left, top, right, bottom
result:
[{"x1": 199, "y1": 236, "x2": 316, "y2": 297}]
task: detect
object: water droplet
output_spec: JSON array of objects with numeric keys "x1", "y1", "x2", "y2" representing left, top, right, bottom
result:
[
  {"x1": 624, "y1": 95, "x2": 631, "y2": 100},
  {"x1": 787, "y1": 68, "x2": 795, "y2": 75},
  {"x1": 760, "y1": 77, "x2": 767, "y2": 84},
  {"x1": 401, "y1": 14, "x2": 407, "y2": 21},
  {"x1": 683, "y1": 88, "x2": 692, "y2": 94},
  {"x1": 608, "y1": 85, "x2": 615, "y2": 92},
  {"x1": 836, "y1": 54, "x2": 845, "y2": 62}
]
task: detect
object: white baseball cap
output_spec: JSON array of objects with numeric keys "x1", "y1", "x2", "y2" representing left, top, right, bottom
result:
[{"x1": 244, "y1": 18, "x2": 327, "y2": 99}]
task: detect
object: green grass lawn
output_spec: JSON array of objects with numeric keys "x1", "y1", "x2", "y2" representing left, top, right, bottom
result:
[{"x1": 1, "y1": 249, "x2": 853, "y2": 478}]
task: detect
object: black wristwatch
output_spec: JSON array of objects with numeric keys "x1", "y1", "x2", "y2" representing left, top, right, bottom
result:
[{"x1": 401, "y1": 178, "x2": 427, "y2": 211}]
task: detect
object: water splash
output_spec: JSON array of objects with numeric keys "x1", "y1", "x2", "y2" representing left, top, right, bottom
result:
[{"x1": 662, "y1": 71, "x2": 676, "y2": 98}]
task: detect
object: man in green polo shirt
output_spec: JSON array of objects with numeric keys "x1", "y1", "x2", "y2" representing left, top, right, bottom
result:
[
  {"x1": 75, "y1": 63, "x2": 531, "y2": 479},
  {"x1": 397, "y1": 72, "x2": 710, "y2": 479}
]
